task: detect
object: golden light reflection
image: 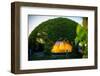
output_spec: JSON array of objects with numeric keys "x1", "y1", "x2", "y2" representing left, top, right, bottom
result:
[{"x1": 51, "y1": 41, "x2": 72, "y2": 53}]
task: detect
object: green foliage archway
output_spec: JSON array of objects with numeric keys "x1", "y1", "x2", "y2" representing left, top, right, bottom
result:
[{"x1": 28, "y1": 17, "x2": 88, "y2": 60}]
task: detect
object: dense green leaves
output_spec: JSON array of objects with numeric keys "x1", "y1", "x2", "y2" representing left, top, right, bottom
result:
[
  {"x1": 29, "y1": 18, "x2": 78, "y2": 41},
  {"x1": 75, "y1": 24, "x2": 88, "y2": 58}
]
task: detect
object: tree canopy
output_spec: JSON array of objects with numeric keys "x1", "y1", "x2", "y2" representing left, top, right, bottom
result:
[{"x1": 29, "y1": 17, "x2": 78, "y2": 48}]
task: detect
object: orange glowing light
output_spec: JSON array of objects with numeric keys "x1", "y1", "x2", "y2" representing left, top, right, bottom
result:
[{"x1": 51, "y1": 41, "x2": 72, "y2": 53}]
